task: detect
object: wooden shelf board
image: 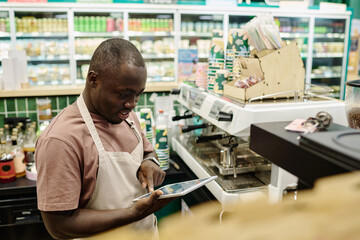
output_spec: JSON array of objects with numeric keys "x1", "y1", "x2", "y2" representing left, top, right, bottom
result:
[{"x1": 0, "y1": 82, "x2": 179, "y2": 97}]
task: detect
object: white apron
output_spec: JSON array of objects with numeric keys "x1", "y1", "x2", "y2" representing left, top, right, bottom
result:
[{"x1": 77, "y1": 94, "x2": 157, "y2": 233}]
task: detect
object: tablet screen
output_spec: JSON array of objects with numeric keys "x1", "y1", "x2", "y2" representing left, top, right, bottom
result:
[{"x1": 133, "y1": 176, "x2": 217, "y2": 202}]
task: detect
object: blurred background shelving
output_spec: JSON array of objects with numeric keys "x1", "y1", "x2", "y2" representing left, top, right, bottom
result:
[{"x1": 0, "y1": 3, "x2": 352, "y2": 99}]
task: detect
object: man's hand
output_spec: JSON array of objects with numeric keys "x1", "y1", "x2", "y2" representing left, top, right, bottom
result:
[
  {"x1": 137, "y1": 160, "x2": 166, "y2": 192},
  {"x1": 132, "y1": 190, "x2": 174, "y2": 221}
]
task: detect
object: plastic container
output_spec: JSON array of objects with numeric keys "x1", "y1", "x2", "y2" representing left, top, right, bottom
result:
[
  {"x1": 37, "y1": 99, "x2": 52, "y2": 120},
  {"x1": 345, "y1": 80, "x2": 360, "y2": 129},
  {"x1": 140, "y1": 108, "x2": 153, "y2": 145},
  {"x1": 155, "y1": 109, "x2": 170, "y2": 170}
]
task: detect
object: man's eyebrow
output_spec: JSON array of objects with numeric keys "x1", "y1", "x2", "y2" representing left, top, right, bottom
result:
[{"x1": 120, "y1": 88, "x2": 145, "y2": 94}]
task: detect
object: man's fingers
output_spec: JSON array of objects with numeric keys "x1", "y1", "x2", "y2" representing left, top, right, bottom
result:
[
  {"x1": 149, "y1": 190, "x2": 163, "y2": 200},
  {"x1": 138, "y1": 171, "x2": 147, "y2": 189},
  {"x1": 147, "y1": 182, "x2": 154, "y2": 192}
]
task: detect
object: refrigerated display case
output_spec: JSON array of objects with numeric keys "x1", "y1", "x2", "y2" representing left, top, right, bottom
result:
[
  {"x1": 180, "y1": 13, "x2": 223, "y2": 60},
  {"x1": 311, "y1": 18, "x2": 346, "y2": 98},
  {"x1": 0, "y1": 10, "x2": 11, "y2": 82},
  {"x1": 73, "y1": 10, "x2": 124, "y2": 84},
  {"x1": 268, "y1": 13, "x2": 349, "y2": 99},
  {"x1": 14, "y1": 10, "x2": 70, "y2": 86},
  {"x1": 0, "y1": 3, "x2": 352, "y2": 97},
  {"x1": 275, "y1": 16, "x2": 309, "y2": 64},
  {"x1": 128, "y1": 12, "x2": 175, "y2": 82}
]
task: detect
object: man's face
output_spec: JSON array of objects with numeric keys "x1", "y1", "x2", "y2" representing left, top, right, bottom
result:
[{"x1": 90, "y1": 63, "x2": 147, "y2": 124}]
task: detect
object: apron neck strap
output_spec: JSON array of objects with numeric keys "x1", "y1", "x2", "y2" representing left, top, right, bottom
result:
[
  {"x1": 77, "y1": 93, "x2": 106, "y2": 154},
  {"x1": 124, "y1": 119, "x2": 142, "y2": 143}
]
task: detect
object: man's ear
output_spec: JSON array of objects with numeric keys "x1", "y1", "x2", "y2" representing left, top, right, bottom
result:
[{"x1": 88, "y1": 70, "x2": 98, "y2": 88}]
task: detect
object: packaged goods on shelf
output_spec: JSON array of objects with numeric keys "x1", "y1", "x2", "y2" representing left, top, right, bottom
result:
[
  {"x1": 178, "y1": 49, "x2": 198, "y2": 83},
  {"x1": 140, "y1": 38, "x2": 174, "y2": 55},
  {"x1": 16, "y1": 40, "x2": 69, "y2": 59},
  {"x1": 0, "y1": 41, "x2": 10, "y2": 60},
  {"x1": 0, "y1": 18, "x2": 10, "y2": 33},
  {"x1": 196, "y1": 40, "x2": 211, "y2": 57},
  {"x1": 147, "y1": 61, "x2": 174, "y2": 82},
  {"x1": 313, "y1": 42, "x2": 344, "y2": 54},
  {"x1": 128, "y1": 18, "x2": 173, "y2": 32},
  {"x1": 80, "y1": 64, "x2": 90, "y2": 80},
  {"x1": 195, "y1": 62, "x2": 208, "y2": 88},
  {"x1": 180, "y1": 39, "x2": 211, "y2": 57},
  {"x1": 15, "y1": 17, "x2": 68, "y2": 33},
  {"x1": 181, "y1": 21, "x2": 222, "y2": 33},
  {"x1": 75, "y1": 38, "x2": 105, "y2": 55},
  {"x1": 74, "y1": 16, "x2": 123, "y2": 33},
  {"x1": 28, "y1": 64, "x2": 70, "y2": 86}
]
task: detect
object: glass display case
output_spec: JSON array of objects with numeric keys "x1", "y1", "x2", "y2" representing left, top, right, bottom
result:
[
  {"x1": 128, "y1": 12, "x2": 175, "y2": 82},
  {"x1": 74, "y1": 11, "x2": 124, "y2": 84},
  {"x1": 180, "y1": 13, "x2": 224, "y2": 60},
  {"x1": 275, "y1": 16, "x2": 309, "y2": 66},
  {"x1": 0, "y1": 3, "x2": 352, "y2": 98},
  {"x1": 0, "y1": 11, "x2": 11, "y2": 81},
  {"x1": 14, "y1": 10, "x2": 70, "y2": 86},
  {"x1": 311, "y1": 18, "x2": 346, "y2": 98}
]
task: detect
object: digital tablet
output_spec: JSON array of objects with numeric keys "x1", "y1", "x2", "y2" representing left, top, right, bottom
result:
[{"x1": 133, "y1": 176, "x2": 218, "y2": 202}]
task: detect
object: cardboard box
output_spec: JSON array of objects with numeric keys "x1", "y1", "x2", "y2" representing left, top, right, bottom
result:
[{"x1": 224, "y1": 42, "x2": 305, "y2": 101}]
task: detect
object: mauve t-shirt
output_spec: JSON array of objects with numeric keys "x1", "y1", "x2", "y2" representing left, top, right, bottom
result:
[{"x1": 35, "y1": 102, "x2": 154, "y2": 211}]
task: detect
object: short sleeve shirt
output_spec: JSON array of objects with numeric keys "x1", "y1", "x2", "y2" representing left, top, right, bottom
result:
[{"x1": 35, "y1": 102, "x2": 154, "y2": 211}]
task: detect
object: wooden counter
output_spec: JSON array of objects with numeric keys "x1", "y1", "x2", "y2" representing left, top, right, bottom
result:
[{"x1": 0, "y1": 82, "x2": 179, "y2": 97}]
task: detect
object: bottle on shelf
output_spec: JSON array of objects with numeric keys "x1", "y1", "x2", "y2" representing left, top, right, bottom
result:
[
  {"x1": 23, "y1": 127, "x2": 36, "y2": 166},
  {"x1": 23, "y1": 126, "x2": 38, "y2": 181},
  {"x1": 1, "y1": 124, "x2": 12, "y2": 150},
  {"x1": 11, "y1": 135, "x2": 26, "y2": 178},
  {"x1": 155, "y1": 109, "x2": 170, "y2": 170},
  {"x1": 0, "y1": 140, "x2": 16, "y2": 183}
]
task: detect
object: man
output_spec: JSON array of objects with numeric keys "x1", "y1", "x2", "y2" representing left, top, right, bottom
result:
[{"x1": 35, "y1": 38, "x2": 171, "y2": 239}]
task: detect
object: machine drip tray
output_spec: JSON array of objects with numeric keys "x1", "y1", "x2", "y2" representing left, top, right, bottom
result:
[{"x1": 176, "y1": 135, "x2": 271, "y2": 193}]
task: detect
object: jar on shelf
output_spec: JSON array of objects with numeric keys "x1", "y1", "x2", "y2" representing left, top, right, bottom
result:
[{"x1": 345, "y1": 80, "x2": 360, "y2": 129}]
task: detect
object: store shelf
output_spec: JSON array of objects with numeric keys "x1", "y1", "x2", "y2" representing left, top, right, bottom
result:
[
  {"x1": 181, "y1": 32, "x2": 212, "y2": 37},
  {"x1": 74, "y1": 55, "x2": 92, "y2": 61},
  {"x1": 280, "y1": 32, "x2": 309, "y2": 38},
  {"x1": 74, "y1": 31, "x2": 123, "y2": 37},
  {"x1": 0, "y1": 32, "x2": 10, "y2": 38},
  {"x1": 311, "y1": 73, "x2": 342, "y2": 79},
  {"x1": 147, "y1": 76, "x2": 175, "y2": 82},
  {"x1": 16, "y1": 32, "x2": 68, "y2": 38},
  {"x1": 145, "y1": 81, "x2": 178, "y2": 92},
  {"x1": 27, "y1": 56, "x2": 70, "y2": 62},
  {"x1": 0, "y1": 82, "x2": 179, "y2": 97},
  {"x1": 128, "y1": 31, "x2": 174, "y2": 37},
  {"x1": 198, "y1": 53, "x2": 209, "y2": 59},
  {"x1": 0, "y1": 3, "x2": 352, "y2": 96},
  {"x1": 142, "y1": 53, "x2": 175, "y2": 59},
  {"x1": 300, "y1": 53, "x2": 307, "y2": 58},
  {"x1": 0, "y1": 85, "x2": 84, "y2": 97},
  {"x1": 314, "y1": 33, "x2": 345, "y2": 39},
  {"x1": 313, "y1": 53, "x2": 343, "y2": 58}
]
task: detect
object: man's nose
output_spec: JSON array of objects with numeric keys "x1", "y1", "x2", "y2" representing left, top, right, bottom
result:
[{"x1": 125, "y1": 97, "x2": 137, "y2": 109}]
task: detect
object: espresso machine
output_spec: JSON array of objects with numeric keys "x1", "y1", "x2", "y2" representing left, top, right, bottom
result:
[{"x1": 171, "y1": 82, "x2": 348, "y2": 210}]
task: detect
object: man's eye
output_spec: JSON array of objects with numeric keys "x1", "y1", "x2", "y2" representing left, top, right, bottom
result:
[{"x1": 119, "y1": 92, "x2": 128, "y2": 97}]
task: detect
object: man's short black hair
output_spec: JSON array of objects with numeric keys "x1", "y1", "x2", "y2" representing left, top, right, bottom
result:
[{"x1": 88, "y1": 38, "x2": 145, "y2": 78}]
